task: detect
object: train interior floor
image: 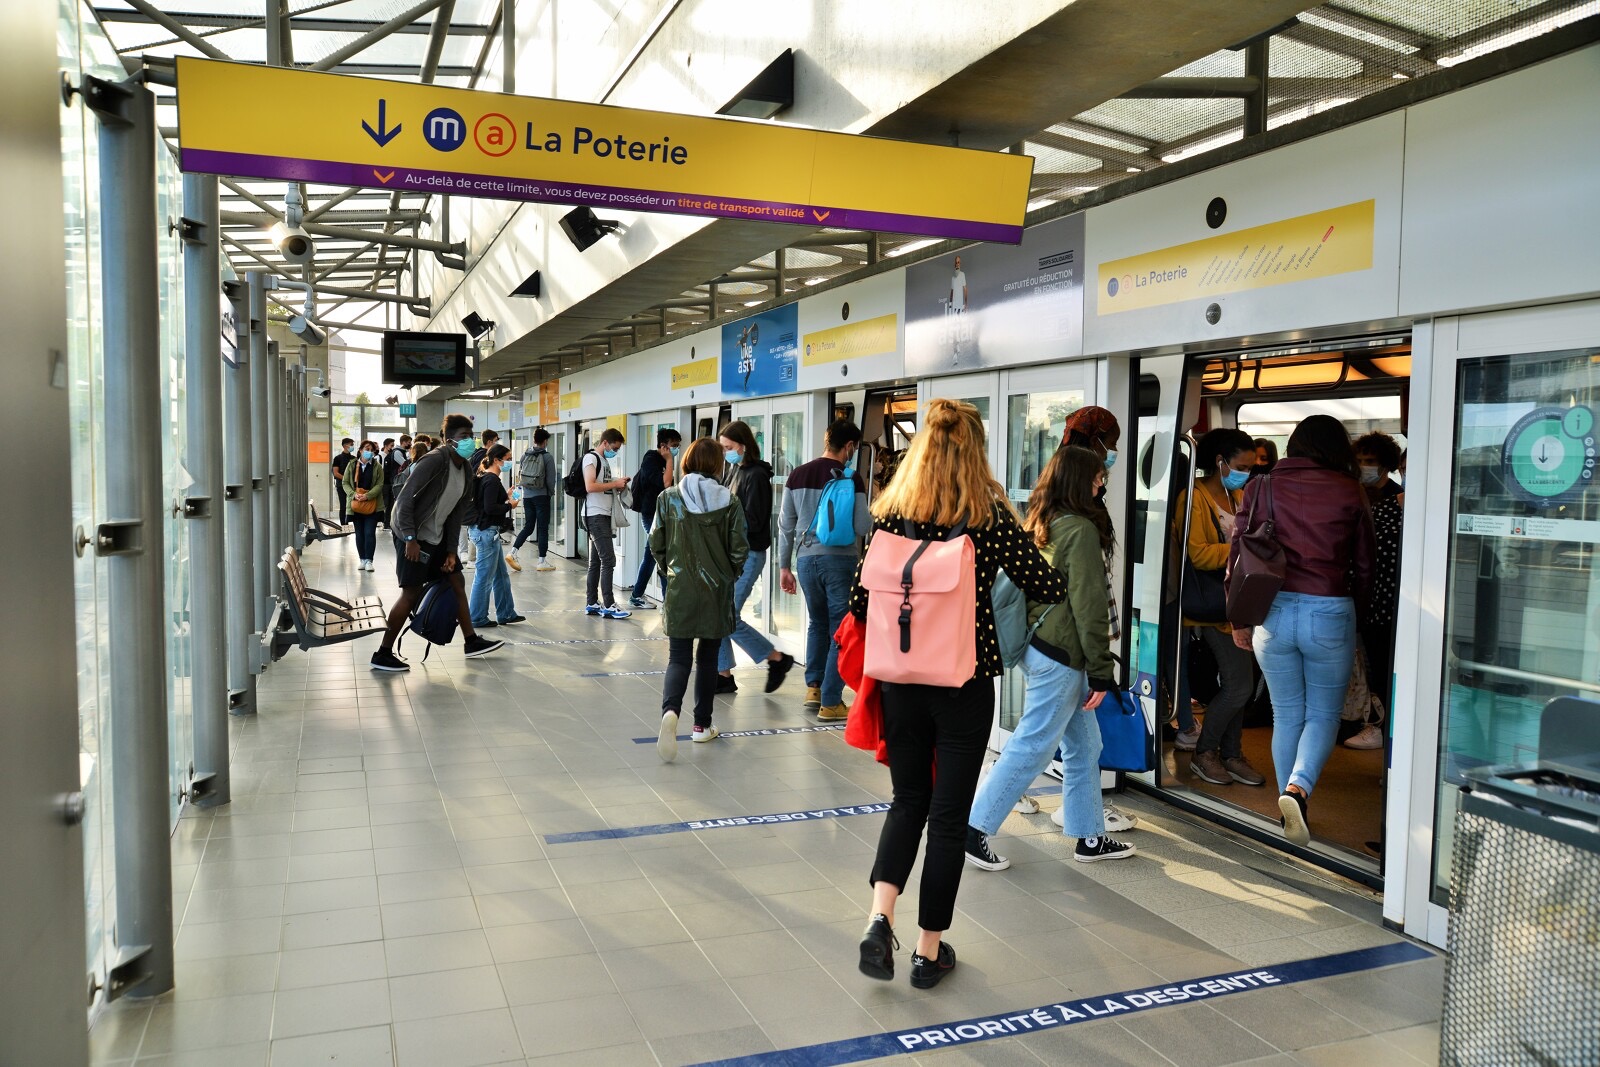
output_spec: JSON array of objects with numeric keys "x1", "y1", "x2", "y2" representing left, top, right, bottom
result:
[{"x1": 90, "y1": 533, "x2": 1444, "y2": 1067}]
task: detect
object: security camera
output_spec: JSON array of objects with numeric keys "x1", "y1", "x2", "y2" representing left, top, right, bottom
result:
[
  {"x1": 314, "y1": 387, "x2": 331, "y2": 398},
  {"x1": 269, "y1": 221, "x2": 315, "y2": 265},
  {"x1": 288, "y1": 314, "x2": 324, "y2": 346}
]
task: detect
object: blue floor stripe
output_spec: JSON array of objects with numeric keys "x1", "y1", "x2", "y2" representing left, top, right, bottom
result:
[
  {"x1": 692, "y1": 941, "x2": 1433, "y2": 1067},
  {"x1": 544, "y1": 801, "x2": 892, "y2": 844},
  {"x1": 502, "y1": 636, "x2": 668, "y2": 646},
  {"x1": 632, "y1": 724, "x2": 847, "y2": 743}
]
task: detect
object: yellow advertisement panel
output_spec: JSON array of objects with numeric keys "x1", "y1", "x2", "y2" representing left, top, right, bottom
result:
[
  {"x1": 559, "y1": 390, "x2": 581, "y2": 412},
  {"x1": 524, "y1": 402, "x2": 539, "y2": 420},
  {"x1": 538, "y1": 382, "x2": 559, "y2": 424},
  {"x1": 671, "y1": 359, "x2": 718, "y2": 390},
  {"x1": 1097, "y1": 200, "x2": 1376, "y2": 315},
  {"x1": 176, "y1": 58, "x2": 1032, "y2": 243},
  {"x1": 606, "y1": 415, "x2": 628, "y2": 434},
  {"x1": 802, "y1": 313, "x2": 898, "y2": 367}
]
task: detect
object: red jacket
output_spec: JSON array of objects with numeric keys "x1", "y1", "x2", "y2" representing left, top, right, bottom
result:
[
  {"x1": 833, "y1": 614, "x2": 887, "y2": 766},
  {"x1": 1229, "y1": 458, "x2": 1375, "y2": 610}
]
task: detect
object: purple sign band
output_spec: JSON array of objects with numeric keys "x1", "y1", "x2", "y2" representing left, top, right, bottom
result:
[{"x1": 180, "y1": 148, "x2": 1024, "y2": 245}]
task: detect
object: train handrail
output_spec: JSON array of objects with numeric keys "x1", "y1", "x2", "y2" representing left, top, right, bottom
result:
[{"x1": 1449, "y1": 653, "x2": 1600, "y2": 697}]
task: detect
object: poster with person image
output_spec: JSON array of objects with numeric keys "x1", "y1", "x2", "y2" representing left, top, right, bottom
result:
[
  {"x1": 904, "y1": 213, "x2": 1085, "y2": 376},
  {"x1": 721, "y1": 304, "x2": 799, "y2": 398}
]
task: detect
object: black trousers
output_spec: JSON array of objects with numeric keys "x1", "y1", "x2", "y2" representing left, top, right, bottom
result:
[
  {"x1": 334, "y1": 481, "x2": 348, "y2": 525},
  {"x1": 663, "y1": 637, "x2": 721, "y2": 728},
  {"x1": 1195, "y1": 625, "x2": 1255, "y2": 759},
  {"x1": 870, "y1": 676, "x2": 994, "y2": 932}
]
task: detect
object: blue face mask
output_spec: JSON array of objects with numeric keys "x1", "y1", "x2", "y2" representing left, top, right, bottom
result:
[
  {"x1": 1221, "y1": 468, "x2": 1250, "y2": 492},
  {"x1": 454, "y1": 439, "x2": 475, "y2": 458},
  {"x1": 603, "y1": 448, "x2": 618, "y2": 460},
  {"x1": 669, "y1": 446, "x2": 681, "y2": 458},
  {"x1": 1103, "y1": 450, "x2": 1118, "y2": 470},
  {"x1": 360, "y1": 450, "x2": 373, "y2": 461},
  {"x1": 724, "y1": 450, "x2": 742, "y2": 466}
]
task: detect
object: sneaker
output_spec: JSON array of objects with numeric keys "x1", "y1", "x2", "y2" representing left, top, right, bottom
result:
[
  {"x1": 535, "y1": 559, "x2": 556, "y2": 572},
  {"x1": 1103, "y1": 805, "x2": 1139, "y2": 833},
  {"x1": 909, "y1": 941, "x2": 957, "y2": 989},
  {"x1": 1012, "y1": 795, "x2": 1040, "y2": 815},
  {"x1": 462, "y1": 634, "x2": 504, "y2": 658},
  {"x1": 1174, "y1": 727, "x2": 1200, "y2": 751},
  {"x1": 858, "y1": 913, "x2": 898, "y2": 981},
  {"x1": 804, "y1": 686, "x2": 822, "y2": 713},
  {"x1": 658, "y1": 710, "x2": 679, "y2": 763},
  {"x1": 369, "y1": 649, "x2": 409, "y2": 673},
  {"x1": 1344, "y1": 724, "x2": 1383, "y2": 750},
  {"x1": 1051, "y1": 806, "x2": 1064, "y2": 828},
  {"x1": 627, "y1": 597, "x2": 656, "y2": 610},
  {"x1": 963, "y1": 827, "x2": 1010, "y2": 871},
  {"x1": 1191, "y1": 750, "x2": 1233, "y2": 786},
  {"x1": 498, "y1": 614, "x2": 526, "y2": 625},
  {"x1": 505, "y1": 553, "x2": 522, "y2": 572},
  {"x1": 600, "y1": 605, "x2": 631, "y2": 620},
  {"x1": 764, "y1": 652, "x2": 796, "y2": 693},
  {"x1": 817, "y1": 703, "x2": 849, "y2": 721},
  {"x1": 584, "y1": 603, "x2": 604, "y2": 616},
  {"x1": 1224, "y1": 756, "x2": 1266, "y2": 786},
  {"x1": 1074, "y1": 836, "x2": 1138, "y2": 863},
  {"x1": 1278, "y1": 790, "x2": 1310, "y2": 846},
  {"x1": 474, "y1": 620, "x2": 497, "y2": 629},
  {"x1": 716, "y1": 675, "x2": 738, "y2": 695},
  {"x1": 691, "y1": 725, "x2": 719, "y2": 743}
]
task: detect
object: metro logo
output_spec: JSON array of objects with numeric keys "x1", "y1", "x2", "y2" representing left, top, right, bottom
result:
[{"x1": 422, "y1": 107, "x2": 465, "y2": 152}]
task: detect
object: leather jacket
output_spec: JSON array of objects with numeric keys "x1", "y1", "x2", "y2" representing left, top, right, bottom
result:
[{"x1": 1229, "y1": 458, "x2": 1374, "y2": 609}]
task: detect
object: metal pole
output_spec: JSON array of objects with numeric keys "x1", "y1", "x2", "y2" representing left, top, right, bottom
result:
[
  {"x1": 1244, "y1": 38, "x2": 1270, "y2": 138},
  {"x1": 182, "y1": 174, "x2": 229, "y2": 806},
  {"x1": 502, "y1": 0, "x2": 515, "y2": 93},
  {"x1": 90, "y1": 75, "x2": 174, "y2": 998},
  {"x1": 267, "y1": 339, "x2": 284, "y2": 563},
  {"x1": 223, "y1": 282, "x2": 257, "y2": 714},
  {"x1": 246, "y1": 273, "x2": 274, "y2": 642}
]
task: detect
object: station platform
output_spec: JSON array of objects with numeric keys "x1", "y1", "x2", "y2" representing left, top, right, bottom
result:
[{"x1": 89, "y1": 541, "x2": 1444, "y2": 1067}]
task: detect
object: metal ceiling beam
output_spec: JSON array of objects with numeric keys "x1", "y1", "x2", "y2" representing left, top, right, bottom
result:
[
  {"x1": 95, "y1": 10, "x2": 491, "y2": 36},
  {"x1": 422, "y1": 0, "x2": 457, "y2": 84},
  {"x1": 220, "y1": 179, "x2": 283, "y2": 220},
  {"x1": 310, "y1": 0, "x2": 449, "y2": 72},
  {"x1": 119, "y1": 0, "x2": 231, "y2": 60},
  {"x1": 219, "y1": 213, "x2": 461, "y2": 254},
  {"x1": 1121, "y1": 76, "x2": 1261, "y2": 99},
  {"x1": 1282, "y1": 21, "x2": 1437, "y2": 78},
  {"x1": 1313, "y1": 5, "x2": 1437, "y2": 49},
  {"x1": 266, "y1": 0, "x2": 291, "y2": 68},
  {"x1": 1030, "y1": 130, "x2": 1157, "y2": 170},
  {"x1": 228, "y1": 208, "x2": 427, "y2": 225},
  {"x1": 501, "y1": 0, "x2": 515, "y2": 94}
]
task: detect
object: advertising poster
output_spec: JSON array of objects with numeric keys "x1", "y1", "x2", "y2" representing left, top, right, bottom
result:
[
  {"x1": 538, "y1": 381, "x2": 559, "y2": 424},
  {"x1": 904, "y1": 213, "x2": 1085, "y2": 377},
  {"x1": 721, "y1": 303, "x2": 799, "y2": 398},
  {"x1": 797, "y1": 271, "x2": 906, "y2": 391}
]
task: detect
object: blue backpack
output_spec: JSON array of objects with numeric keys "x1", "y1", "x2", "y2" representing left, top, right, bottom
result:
[
  {"x1": 399, "y1": 578, "x2": 459, "y2": 661},
  {"x1": 807, "y1": 468, "x2": 858, "y2": 548}
]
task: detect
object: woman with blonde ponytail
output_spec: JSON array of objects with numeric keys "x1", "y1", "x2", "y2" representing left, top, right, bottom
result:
[{"x1": 848, "y1": 399, "x2": 1067, "y2": 989}]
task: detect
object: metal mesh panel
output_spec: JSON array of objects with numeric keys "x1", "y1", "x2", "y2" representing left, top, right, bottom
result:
[{"x1": 1441, "y1": 806, "x2": 1600, "y2": 1067}]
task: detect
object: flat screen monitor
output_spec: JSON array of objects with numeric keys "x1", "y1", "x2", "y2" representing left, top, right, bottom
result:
[{"x1": 382, "y1": 331, "x2": 468, "y2": 385}]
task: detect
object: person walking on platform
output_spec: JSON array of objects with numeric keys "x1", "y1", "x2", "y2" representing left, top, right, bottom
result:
[
  {"x1": 651, "y1": 437, "x2": 749, "y2": 760},
  {"x1": 383, "y1": 432, "x2": 412, "y2": 526},
  {"x1": 777, "y1": 417, "x2": 869, "y2": 721},
  {"x1": 852, "y1": 399, "x2": 1067, "y2": 989},
  {"x1": 716, "y1": 420, "x2": 794, "y2": 693},
  {"x1": 370, "y1": 414, "x2": 504, "y2": 672},
  {"x1": 627, "y1": 427, "x2": 681, "y2": 609},
  {"x1": 468, "y1": 444, "x2": 525, "y2": 630},
  {"x1": 508, "y1": 427, "x2": 558, "y2": 572},
  {"x1": 964, "y1": 445, "x2": 1139, "y2": 873},
  {"x1": 331, "y1": 438, "x2": 355, "y2": 525},
  {"x1": 1231, "y1": 414, "x2": 1374, "y2": 846},
  {"x1": 390, "y1": 439, "x2": 427, "y2": 557},
  {"x1": 582, "y1": 427, "x2": 632, "y2": 619},
  {"x1": 343, "y1": 440, "x2": 384, "y2": 571}
]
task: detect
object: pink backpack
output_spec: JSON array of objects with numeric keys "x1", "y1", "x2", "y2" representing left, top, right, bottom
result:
[{"x1": 859, "y1": 519, "x2": 976, "y2": 687}]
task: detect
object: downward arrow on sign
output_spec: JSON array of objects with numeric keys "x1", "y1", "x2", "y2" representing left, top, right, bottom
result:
[
  {"x1": 374, "y1": 170, "x2": 395, "y2": 184},
  {"x1": 812, "y1": 209, "x2": 831, "y2": 222},
  {"x1": 362, "y1": 99, "x2": 402, "y2": 147}
]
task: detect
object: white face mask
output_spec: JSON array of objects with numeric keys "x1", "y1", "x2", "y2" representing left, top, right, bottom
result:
[{"x1": 1359, "y1": 465, "x2": 1385, "y2": 487}]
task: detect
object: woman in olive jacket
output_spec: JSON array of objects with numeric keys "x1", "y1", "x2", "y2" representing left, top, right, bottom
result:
[{"x1": 650, "y1": 437, "x2": 750, "y2": 761}]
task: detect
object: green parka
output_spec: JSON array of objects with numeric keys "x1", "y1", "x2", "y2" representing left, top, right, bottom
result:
[
  {"x1": 1027, "y1": 513, "x2": 1118, "y2": 692},
  {"x1": 649, "y1": 477, "x2": 750, "y2": 640}
]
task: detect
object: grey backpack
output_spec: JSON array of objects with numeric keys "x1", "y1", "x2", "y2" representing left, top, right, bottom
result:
[{"x1": 518, "y1": 447, "x2": 548, "y2": 490}]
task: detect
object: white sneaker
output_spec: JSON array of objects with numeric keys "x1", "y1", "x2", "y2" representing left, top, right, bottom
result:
[
  {"x1": 1104, "y1": 805, "x2": 1139, "y2": 833},
  {"x1": 535, "y1": 559, "x2": 556, "y2": 572},
  {"x1": 1051, "y1": 806, "x2": 1064, "y2": 828},
  {"x1": 691, "y1": 725, "x2": 719, "y2": 743},
  {"x1": 658, "y1": 711, "x2": 679, "y2": 763},
  {"x1": 1344, "y1": 724, "x2": 1384, "y2": 750},
  {"x1": 1012, "y1": 795, "x2": 1040, "y2": 815}
]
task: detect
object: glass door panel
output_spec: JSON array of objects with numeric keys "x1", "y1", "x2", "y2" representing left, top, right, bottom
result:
[
  {"x1": 768, "y1": 403, "x2": 807, "y2": 643},
  {"x1": 732, "y1": 410, "x2": 768, "y2": 630},
  {"x1": 550, "y1": 429, "x2": 569, "y2": 555}
]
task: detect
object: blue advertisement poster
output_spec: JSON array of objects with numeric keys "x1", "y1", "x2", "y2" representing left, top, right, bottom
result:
[{"x1": 721, "y1": 304, "x2": 799, "y2": 398}]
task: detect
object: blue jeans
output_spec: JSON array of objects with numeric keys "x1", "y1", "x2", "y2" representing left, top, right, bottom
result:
[
  {"x1": 468, "y1": 527, "x2": 515, "y2": 624},
  {"x1": 719, "y1": 549, "x2": 774, "y2": 671},
  {"x1": 797, "y1": 554, "x2": 854, "y2": 706},
  {"x1": 512, "y1": 494, "x2": 550, "y2": 557},
  {"x1": 969, "y1": 647, "x2": 1104, "y2": 839},
  {"x1": 1253, "y1": 591, "x2": 1356, "y2": 795},
  {"x1": 631, "y1": 504, "x2": 665, "y2": 601}
]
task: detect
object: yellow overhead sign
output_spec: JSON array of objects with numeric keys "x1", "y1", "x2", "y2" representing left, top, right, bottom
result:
[
  {"x1": 1097, "y1": 200, "x2": 1376, "y2": 314},
  {"x1": 176, "y1": 58, "x2": 1033, "y2": 243}
]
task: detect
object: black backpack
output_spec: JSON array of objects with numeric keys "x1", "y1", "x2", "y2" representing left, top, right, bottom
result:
[
  {"x1": 562, "y1": 450, "x2": 599, "y2": 502},
  {"x1": 398, "y1": 578, "x2": 459, "y2": 661}
]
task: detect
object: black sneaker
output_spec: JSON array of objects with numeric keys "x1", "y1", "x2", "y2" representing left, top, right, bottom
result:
[
  {"x1": 370, "y1": 649, "x2": 409, "y2": 673},
  {"x1": 475, "y1": 620, "x2": 497, "y2": 628},
  {"x1": 963, "y1": 826, "x2": 1010, "y2": 871},
  {"x1": 909, "y1": 941, "x2": 956, "y2": 989},
  {"x1": 716, "y1": 675, "x2": 738, "y2": 695},
  {"x1": 1074, "y1": 836, "x2": 1138, "y2": 863},
  {"x1": 498, "y1": 614, "x2": 526, "y2": 625},
  {"x1": 764, "y1": 652, "x2": 796, "y2": 693},
  {"x1": 858, "y1": 913, "x2": 898, "y2": 981},
  {"x1": 462, "y1": 634, "x2": 504, "y2": 658},
  {"x1": 1278, "y1": 790, "x2": 1310, "y2": 846}
]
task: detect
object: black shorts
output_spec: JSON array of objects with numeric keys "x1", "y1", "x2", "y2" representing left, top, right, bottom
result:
[{"x1": 394, "y1": 539, "x2": 448, "y2": 589}]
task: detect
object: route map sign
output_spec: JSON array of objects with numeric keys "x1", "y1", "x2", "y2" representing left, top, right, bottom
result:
[
  {"x1": 1501, "y1": 404, "x2": 1597, "y2": 507},
  {"x1": 175, "y1": 58, "x2": 1033, "y2": 243}
]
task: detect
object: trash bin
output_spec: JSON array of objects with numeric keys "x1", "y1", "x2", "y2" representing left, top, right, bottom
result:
[{"x1": 1440, "y1": 697, "x2": 1600, "y2": 1067}]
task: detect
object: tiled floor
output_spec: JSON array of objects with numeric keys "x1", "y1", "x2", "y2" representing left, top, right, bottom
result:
[{"x1": 90, "y1": 539, "x2": 1444, "y2": 1066}]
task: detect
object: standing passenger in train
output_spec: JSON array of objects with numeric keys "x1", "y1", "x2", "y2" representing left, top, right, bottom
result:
[
  {"x1": 777, "y1": 418, "x2": 870, "y2": 721},
  {"x1": 852, "y1": 400, "x2": 1067, "y2": 989},
  {"x1": 965, "y1": 445, "x2": 1137, "y2": 873},
  {"x1": 1251, "y1": 438, "x2": 1279, "y2": 480},
  {"x1": 652, "y1": 437, "x2": 749, "y2": 760},
  {"x1": 1230, "y1": 415, "x2": 1374, "y2": 846},
  {"x1": 715, "y1": 420, "x2": 795, "y2": 693},
  {"x1": 1185, "y1": 429, "x2": 1268, "y2": 788}
]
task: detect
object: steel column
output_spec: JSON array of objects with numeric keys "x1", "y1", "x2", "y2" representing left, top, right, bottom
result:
[
  {"x1": 182, "y1": 174, "x2": 230, "y2": 806},
  {"x1": 502, "y1": 0, "x2": 515, "y2": 93},
  {"x1": 1244, "y1": 38, "x2": 1270, "y2": 139},
  {"x1": 246, "y1": 273, "x2": 274, "y2": 640},
  {"x1": 223, "y1": 282, "x2": 257, "y2": 713},
  {"x1": 91, "y1": 76, "x2": 174, "y2": 997},
  {"x1": 268, "y1": 339, "x2": 284, "y2": 560}
]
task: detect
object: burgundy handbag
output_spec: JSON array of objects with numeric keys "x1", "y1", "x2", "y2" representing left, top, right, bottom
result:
[{"x1": 1225, "y1": 475, "x2": 1287, "y2": 627}]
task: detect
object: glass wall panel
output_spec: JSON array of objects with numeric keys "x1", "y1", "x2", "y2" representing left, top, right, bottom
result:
[{"x1": 769, "y1": 410, "x2": 806, "y2": 640}]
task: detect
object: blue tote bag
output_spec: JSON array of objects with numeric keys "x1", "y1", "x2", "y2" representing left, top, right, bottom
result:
[{"x1": 1095, "y1": 689, "x2": 1152, "y2": 773}]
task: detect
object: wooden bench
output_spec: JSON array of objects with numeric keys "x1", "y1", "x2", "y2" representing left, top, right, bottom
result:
[
  {"x1": 272, "y1": 549, "x2": 387, "y2": 657},
  {"x1": 305, "y1": 499, "x2": 354, "y2": 542}
]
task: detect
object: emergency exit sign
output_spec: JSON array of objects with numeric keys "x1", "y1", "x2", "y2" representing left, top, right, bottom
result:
[{"x1": 399, "y1": 403, "x2": 416, "y2": 417}]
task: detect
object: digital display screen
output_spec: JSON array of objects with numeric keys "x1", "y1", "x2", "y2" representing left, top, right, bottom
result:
[{"x1": 382, "y1": 331, "x2": 468, "y2": 385}]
